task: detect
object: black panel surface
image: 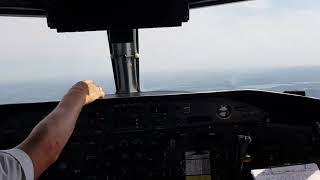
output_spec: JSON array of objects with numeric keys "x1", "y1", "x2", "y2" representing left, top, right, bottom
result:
[{"x1": 1, "y1": 90, "x2": 320, "y2": 179}]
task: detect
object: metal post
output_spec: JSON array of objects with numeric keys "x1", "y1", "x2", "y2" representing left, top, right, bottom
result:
[{"x1": 108, "y1": 29, "x2": 140, "y2": 94}]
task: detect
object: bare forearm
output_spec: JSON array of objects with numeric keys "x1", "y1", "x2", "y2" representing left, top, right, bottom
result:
[
  {"x1": 38, "y1": 91, "x2": 84, "y2": 151},
  {"x1": 17, "y1": 92, "x2": 85, "y2": 179},
  {"x1": 15, "y1": 80, "x2": 104, "y2": 179}
]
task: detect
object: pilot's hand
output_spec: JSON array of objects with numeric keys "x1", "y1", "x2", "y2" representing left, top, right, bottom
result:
[{"x1": 69, "y1": 80, "x2": 105, "y2": 105}]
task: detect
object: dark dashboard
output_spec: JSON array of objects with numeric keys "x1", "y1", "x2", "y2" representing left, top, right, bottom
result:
[{"x1": 1, "y1": 90, "x2": 320, "y2": 180}]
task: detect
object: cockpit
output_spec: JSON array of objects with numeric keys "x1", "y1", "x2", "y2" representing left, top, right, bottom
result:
[{"x1": 1, "y1": 0, "x2": 320, "y2": 179}]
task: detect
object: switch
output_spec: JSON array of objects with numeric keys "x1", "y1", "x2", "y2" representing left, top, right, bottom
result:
[{"x1": 183, "y1": 104, "x2": 191, "y2": 114}]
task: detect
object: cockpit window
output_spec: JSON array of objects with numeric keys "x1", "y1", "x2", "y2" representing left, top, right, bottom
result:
[
  {"x1": 0, "y1": 17, "x2": 115, "y2": 104},
  {"x1": 0, "y1": 0, "x2": 320, "y2": 104},
  {"x1": 140, "y1": 0, "x2": 320, "y2": 96}
]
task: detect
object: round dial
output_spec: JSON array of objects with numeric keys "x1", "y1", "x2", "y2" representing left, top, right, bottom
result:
[{"x1": 217, "y1": 105, "x2": 232, "y2": 119}]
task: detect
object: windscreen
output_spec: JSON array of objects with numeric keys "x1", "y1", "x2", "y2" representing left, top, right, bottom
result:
[
  {"x1": 0, "y1": 0, "x2": 320, "y2": 104},
  {"x1": 0, "y1": 18, "x2": 115, "y2": 104},
  {"x1": 140, "y1": 0, "x2": 320, "y2": 96}
]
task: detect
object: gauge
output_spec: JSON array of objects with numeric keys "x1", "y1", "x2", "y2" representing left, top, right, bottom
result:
[{"x1": 217, "y1": 105, "x2": 232, "y2": 119}]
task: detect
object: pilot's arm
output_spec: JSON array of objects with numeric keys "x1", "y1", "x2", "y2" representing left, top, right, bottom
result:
[{"x1": 0, "y1": 80, "x2": 105, "y2": 180}]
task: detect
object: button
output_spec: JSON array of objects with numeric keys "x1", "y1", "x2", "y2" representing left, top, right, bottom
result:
[{"x1": 183, "y1": 104, "x2": 191, "y2": 114}]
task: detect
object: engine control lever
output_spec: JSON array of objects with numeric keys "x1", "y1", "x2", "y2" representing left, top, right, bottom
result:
[{"x1": 235, "y1": 135, "x2": 252, "y2": 178}]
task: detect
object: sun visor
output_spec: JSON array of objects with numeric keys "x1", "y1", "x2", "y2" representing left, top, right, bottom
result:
[{"x1": 46, "y1": 0, "x2": 189, "y2": 32}]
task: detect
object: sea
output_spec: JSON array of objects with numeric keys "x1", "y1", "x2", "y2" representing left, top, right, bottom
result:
[{"x1": 1, "y1": 66, "x2": 320, "y2": 105}]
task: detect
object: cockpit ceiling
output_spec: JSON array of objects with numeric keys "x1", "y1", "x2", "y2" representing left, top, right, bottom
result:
[
  {"x1": 189, "y1": 0, "x2": 250, "y2": 8},
  {"x1": 0, "y1": 0, "x2": 250, "y2": 17}
]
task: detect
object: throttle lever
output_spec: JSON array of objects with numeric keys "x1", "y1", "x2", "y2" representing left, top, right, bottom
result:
[{"x1": 235, "y1": 135, "x2": 252, "y2": 178}]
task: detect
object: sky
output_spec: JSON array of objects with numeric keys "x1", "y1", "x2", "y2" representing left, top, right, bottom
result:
[{"x1": 0, "y1": 0, "x2": 319, "y2": 83}]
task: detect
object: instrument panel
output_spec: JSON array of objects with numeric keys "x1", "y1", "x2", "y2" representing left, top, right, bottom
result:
[{"x1": 1, "y1": 90, "x2": 320, "y2": 180}]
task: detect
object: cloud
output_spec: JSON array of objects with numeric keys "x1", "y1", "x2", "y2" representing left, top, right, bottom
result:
[
  {"x1": 0, "y1": 17, "x2": 113, "y2": 82},
  {"x1": 140, "y1": 3, "x2": 320, "y2": 72},
  {"x1": 239, "y1": 0, "x2": 272, "y2": 9},
  {"x1": 0, "y1": 0, "x2": 319, "y2": 81}
]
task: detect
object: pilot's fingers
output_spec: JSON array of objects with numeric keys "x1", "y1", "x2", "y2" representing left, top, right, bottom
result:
[
  {"x1": 100, "y1": 89, "x2": 105, "y2": 98},
  {"x1": 96, "y1": 86, "x2": 105, "y2": 98}
]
